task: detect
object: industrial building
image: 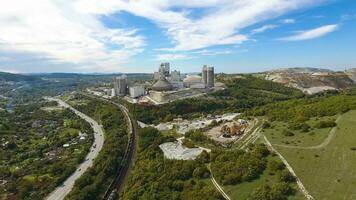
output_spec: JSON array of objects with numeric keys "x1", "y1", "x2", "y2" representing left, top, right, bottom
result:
[
  {"x1": 201, "y1": 65, "x2": 214, "y2": 88},
  {"x1": 129, "y1": 85, "x2": 145, "y2": 98},
  {"x1": 114, "y1": 75, "x2": 128, "y2": 96},
  {"x1": 148, "y1": 64, "x2": 217, "y2": 104},
  {"x1": 108, "y1": 63, "x2": 217, "y2": 104}
]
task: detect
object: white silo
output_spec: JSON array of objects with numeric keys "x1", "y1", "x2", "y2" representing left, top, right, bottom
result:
[
  {"x1": 202, "y1": 65, "x2": 208, "y2": 87},
  {"x1": 207, "y1": 67, "x2": 214, "y2": 88}
]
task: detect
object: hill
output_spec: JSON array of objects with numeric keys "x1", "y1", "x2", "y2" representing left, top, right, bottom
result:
[
  {"x1": 0, "y1": 72, "x2": 39, "y2": 82},
  {"x1": 264, "y1": 68, "x2": 355, "y2": 94}
]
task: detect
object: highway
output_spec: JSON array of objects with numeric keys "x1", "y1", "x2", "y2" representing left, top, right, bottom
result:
[
  {"x1": 78, "y1": 93, "x2": 138, "y2": 200},
  {"x1": 45, "y1": 97, "x2": 105, "y2": 200}
]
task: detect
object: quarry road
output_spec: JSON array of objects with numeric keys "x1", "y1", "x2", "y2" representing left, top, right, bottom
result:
[
  {"x1": 45, "y1": 97, "x2": 105, "y2": 200},
  {"x1": 263, "y1": 135, "x2": 315, "y2": 200},
  {"x1": 273, "y1": 114, "x2": 343, "y2": 150}
]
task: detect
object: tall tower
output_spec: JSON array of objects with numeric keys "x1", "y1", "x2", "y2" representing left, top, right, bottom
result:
[
  {"x1": 202, "y1": 65, "x2": 208, "y2": 87},
  {"x1": 114, "y1": 75, "x2": 128, "y2": 96},
  {"x1": 207, "y1": 67, "x2": 215, "y2": 88}
]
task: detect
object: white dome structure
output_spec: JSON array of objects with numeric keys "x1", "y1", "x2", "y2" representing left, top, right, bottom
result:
[
  {"x1": 183, "y1": 75, "x2": 202, "y2": 88},
  {"x1": 152, "y1": 77, "x2": 173, "y2": 91}
]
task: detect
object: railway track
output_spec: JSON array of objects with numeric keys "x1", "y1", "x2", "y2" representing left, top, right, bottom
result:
[{"x1": 78, "y1": 93, "x2": 137, "y2": 200}]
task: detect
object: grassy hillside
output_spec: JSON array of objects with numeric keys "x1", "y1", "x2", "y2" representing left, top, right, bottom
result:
[{"x1": 270, "y1": 110, "x2": 356, "y2": 199}]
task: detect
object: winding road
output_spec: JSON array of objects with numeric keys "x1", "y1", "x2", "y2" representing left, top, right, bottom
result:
[{"x1": 45, "y1": 97, "x2": 105, "y2": 200}]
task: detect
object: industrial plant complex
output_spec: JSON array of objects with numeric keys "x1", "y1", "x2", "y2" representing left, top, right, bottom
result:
[{"x1": 85, "y1": 63, "x2": 223, "y2": 104}]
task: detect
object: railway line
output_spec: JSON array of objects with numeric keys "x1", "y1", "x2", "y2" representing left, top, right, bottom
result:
[{"x1": 79, "y1": 93, "x2": 138, "y2": 200}]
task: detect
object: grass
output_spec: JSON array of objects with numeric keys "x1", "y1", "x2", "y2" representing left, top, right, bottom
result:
[
  {"x1": 262, "y1": 116, "x2": 337, "y2": 147},
  {"x1": 268, "y1": 110, "x2": 356, "y2": 200},
  {"x1": 219, "y1": 156, "x2": 304, "y2": 200}
]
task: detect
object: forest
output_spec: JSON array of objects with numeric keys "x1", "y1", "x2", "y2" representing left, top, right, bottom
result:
[
  {"x1": 65, "y1": 95, "x2": 128, "y2": 200},
  {"x1": 121, "y1": 127, "x2": 224, "y2": 200}
]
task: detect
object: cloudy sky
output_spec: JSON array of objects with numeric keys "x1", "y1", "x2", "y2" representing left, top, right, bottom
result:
[{"x1": 0, "y1": 0, "x2": 355, "y2": 73}]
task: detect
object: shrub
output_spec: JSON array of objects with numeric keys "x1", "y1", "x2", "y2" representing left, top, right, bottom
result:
[
  {"x1": 314, "y1": 120, "x2": 337, "y2": 129},
  {"x1": 282, "y1": 130, "x2": 294, "y2": 137},
  {"x1": 277, "y1": 170, "x2": 295, "y2": 183}
]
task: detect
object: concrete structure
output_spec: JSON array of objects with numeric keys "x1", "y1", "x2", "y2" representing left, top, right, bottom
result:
[
  {"x1": 114, "y1": 75, "x2": 127, "y2": 96},
  {"x1": 183, "y1": 75, "x2": 202, "y2": 88},
  {"x1": 169, "y1": 70, "x2": 183, "y2": 89},
  {"x1": 111, "y1": 88, "x2": 116, "y2": 97},
  {"x1": 207, "y1": 66, "x2": 215, "y2": 88},
  {"x1": 129, "y1": 85, "x2": 145, "y2": 98},
  {"x1": 152, "y1": 77, "x2": 173, "y2": 91},
  {"x1": 202, "y1": 65, "x2": 208, "y2": 87},
  {"x1": 159, "y1": 142, "x2": 203, "y2": 160},
  {"x1": 153, "y1": 71, "x2": 160, "y2": 80},
  {"x1": 159, "y1": 63, "x2": 170, "y2": 77}
]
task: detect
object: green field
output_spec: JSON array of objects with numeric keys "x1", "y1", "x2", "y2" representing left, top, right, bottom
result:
[
  {"x1": 262, "y1": 116, "x2": 337, "y2": 147},
  {"x1": 267, "y1": 110, "x2": 356, "y2": 200}
]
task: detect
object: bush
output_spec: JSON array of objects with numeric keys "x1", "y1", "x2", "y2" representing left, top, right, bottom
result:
[
  {"x1": 271, "y1": 182, "x2": 295, "y2": 196},
  {"x1": 138, "y1": 127, "x2": 160, "y2": 149},
  {"x1": 182, "y1": 139, "x2": 195, "y2": 148},
  {"x1": 277, "y1": 170, "x2": 295, "y2": 183},
  {"x1": 192, "y1": 166, "x2": 210, "y2": 179},
  {"x1": 314, "y1": 120, "x2": 337, "y2": 129},
  {"x1": 267, "y1": 160, "x2": 285, "y2": 174},
  {"x1": 249, "y1": 184, "x2": 287, "y2": 200},
  {"x1": 262, "y1": 122, "x2": 271, "y2": 129},
  {"x1": 282, "y1": 130, "x2": 294, "y2": 137},
  {"x1": 185, "y1": 130, "x2": 208, "y2": 143},
  {"x1": 288, "y1": 122, "x2": 310, "y2": 132}
]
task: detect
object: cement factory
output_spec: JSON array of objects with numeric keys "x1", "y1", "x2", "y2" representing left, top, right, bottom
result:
[{"x1": 86, "y1": 63, "x2": 222, "y2": 104}]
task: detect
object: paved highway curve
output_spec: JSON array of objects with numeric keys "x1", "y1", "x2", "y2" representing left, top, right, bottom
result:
[{"x1": 45, "y1": 97, "x2": 105, "y2": 200}]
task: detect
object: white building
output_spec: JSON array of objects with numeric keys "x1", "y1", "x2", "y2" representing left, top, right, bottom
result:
[{"x1": 129, "y1": 85, "x2": 145, "y2": 98}]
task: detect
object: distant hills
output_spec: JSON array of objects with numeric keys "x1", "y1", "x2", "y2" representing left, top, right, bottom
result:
[
  {"x1": 0, "y1": 72, "x2": 39, "y2": 82},
  {"x1": 268, "y1": 67, "x2": 333, "y2": 73},
  {"x1": 264, "y1": 67, "x2": 356, "y2": 94}
]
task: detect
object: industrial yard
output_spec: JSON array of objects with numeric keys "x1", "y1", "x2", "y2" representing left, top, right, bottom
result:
[{"x1": 86, "y1": 63, "x2": 225, "y2": 104}]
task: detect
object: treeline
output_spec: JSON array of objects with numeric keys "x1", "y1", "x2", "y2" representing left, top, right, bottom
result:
[
  {"x1": 248, "y1": 159, "x2": 297, "y2": 200},
  {"x1": 65, "y1": 96, "x2": 128, "y2": 200},
  {"x1": 121, "y1": 127, "x2": 223, "y2": 200},
  {"x1": 211, "y1": 144, "x2": 297, "y2": 200},
  {"x1": 248, "y1": 94, "x2": 356, "y2": 122},
  {"x1": 211, "y1": 144, "x2": 269, "y2": 185},
  {"x1": 125, "y1": 75, "x2": 304, "y2": 124}
]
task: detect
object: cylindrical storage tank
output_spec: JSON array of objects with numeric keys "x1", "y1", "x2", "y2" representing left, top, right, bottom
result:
[
  {"x1": 202, "y1": 65, "x2": 208, "y2": 87},
  {"x1": 207, "y1": 67, "x2": 214, "y2": 88}
]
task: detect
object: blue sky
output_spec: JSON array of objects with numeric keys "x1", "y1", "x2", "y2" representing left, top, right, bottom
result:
[{"x1": 0, "y1": 0, "x2": 355, "y2": 73}]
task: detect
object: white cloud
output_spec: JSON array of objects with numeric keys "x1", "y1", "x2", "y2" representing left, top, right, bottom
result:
[
  {"x1": 80, "y1": 0, "x2": 325, "y2": 51},
  {"x1": 156, "y1": 54, "x2": 192, "y2": 61},
  {"x1": 0, "y1": 0, "x2": 328, "y2": 71},
  {"x1": 193, "y1": 49, "x2": 233, "y2": 56},
  {"x1": 252, "y1": 24, "x2": 278, "y2": 34},
  {"x1": 0, "y1": 0, "x2": 144, "y2": 72},
  {"x1": 282, "y1": 19, "x2": 296, "y2": 24},
  {"x1": 278, "y1": 24, "x2": 339, "y2": 41}
]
